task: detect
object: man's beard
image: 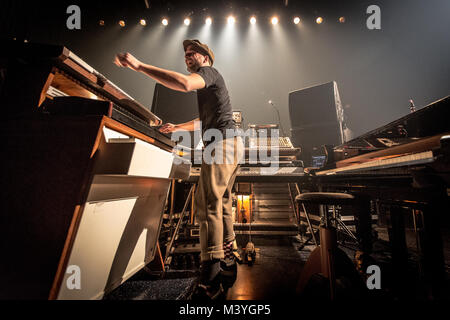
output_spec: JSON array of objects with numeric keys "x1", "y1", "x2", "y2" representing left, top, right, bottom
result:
[{"x1": 187, "y1": 60, "x2": 201, "y2": 73}]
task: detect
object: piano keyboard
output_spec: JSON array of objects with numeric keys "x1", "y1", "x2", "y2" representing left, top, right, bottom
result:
[
  {"x1": 249, "y1": 136, "x2": 294, "y2": 149},
  {"x1": 317, "y1": 151, "x2": 435, "y2": 176},
  {"x1": 189, "y1": 165, "x2": 305, "y2": 183},
  {"x1": 238, "y1": 166, "x2": 305, "y2": 176}
]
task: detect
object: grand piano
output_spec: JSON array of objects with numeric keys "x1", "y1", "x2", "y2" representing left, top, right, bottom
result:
[
  {"x1": 307, "y1": 96, "x2": 450, "y2": 298},
  {"x1": 0, "y1": 41, "x2": 190, "y2": 299}
]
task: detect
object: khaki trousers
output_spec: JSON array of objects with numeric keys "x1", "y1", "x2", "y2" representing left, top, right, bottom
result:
[{"x1": 194, "y1": 137, "x2": 244, "y2": 261}]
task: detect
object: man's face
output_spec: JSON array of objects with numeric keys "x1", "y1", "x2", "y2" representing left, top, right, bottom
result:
[{"x1": 185, "y1": 45, "x2": 206, "y2": 73}]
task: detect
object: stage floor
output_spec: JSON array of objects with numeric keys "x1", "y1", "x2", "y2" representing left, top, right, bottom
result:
[{"x1": 104, "y1": 228, "x2": 450, "y2": 301}]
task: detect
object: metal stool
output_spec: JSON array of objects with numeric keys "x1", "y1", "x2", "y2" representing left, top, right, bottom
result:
[{"x1": 295, "y1": 192, "x2": 362, "y2": 300}]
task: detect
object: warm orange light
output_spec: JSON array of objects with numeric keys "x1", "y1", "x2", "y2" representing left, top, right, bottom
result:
[
  {"x1": 316, "y1": 17, "x2": 323, "y2": 24},
  {"x1": 119, "y1": 20, "x2": 126, "y2": 27},
  {"x1": 339, "y1": 16, "x2": 345, "y2": 23},
  {"x1": 237, "y1": 195, "x2": 252, "y2": 223}
]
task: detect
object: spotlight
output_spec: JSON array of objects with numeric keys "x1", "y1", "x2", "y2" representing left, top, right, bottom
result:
[
  {"x1": 205, "y1": 17, "x2": 212, "y2": 25},
  {"x1": 99, "y1": 20, "x2": 105, "y2": 26},
  {"x1": 162, "y1": 18, "x2": 168, "y2": 26},
  {"x1": 227, "y1": 16, "x2": 236, "y2": 25},
  {"x1": 316, "y1": 17, "x2": 323, "y2": 24},
  {"x1": 339, "y1": 16, "x2": 346, "y2": 23},
  {"x1": 293, "y1": 17, "x2": 300, "y2": 24},
  {"x1": 184, "y1": 18, "x2": 191, "y2": 26},
  {"x1": 250, "y1": 16, "x2": 256, "y2": 25},
  {"x1": 119, "y1": 20, "x2": 126, "y2": 27},
  {"x1": 271, "y1": 16, "x2": 279, "y2": 25},
  {"x1": 140, "y1": 19, "x2": 147, "y2": 26}
]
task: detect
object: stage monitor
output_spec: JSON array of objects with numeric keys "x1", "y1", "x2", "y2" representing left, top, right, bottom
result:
[
  {"x1": 151, "y1": 83, "x2": 199, "y2": 124},
  {"x1": 151, "y1": 83, "x2": 200, "y2": 148},
  {"x1": 289, "y1": 81, "x2": 347, "y2": 166}
]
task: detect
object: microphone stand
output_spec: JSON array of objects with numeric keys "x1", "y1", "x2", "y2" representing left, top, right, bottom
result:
[{"x1": 269, "y1": 100, "x2": 287, "y2": 137}]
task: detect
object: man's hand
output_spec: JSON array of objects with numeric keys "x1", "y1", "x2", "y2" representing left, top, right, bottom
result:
[
  {"x1": 114, "y1": 53, "x2": 142, "y2": 71},
  {"x1": 159, "y1": 123, "x2": 178, "y2": 134}
]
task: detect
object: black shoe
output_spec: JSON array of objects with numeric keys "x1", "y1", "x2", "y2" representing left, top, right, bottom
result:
[
  {"x1": 191, "y1": 280, "x2": 225, "y2": 301},
  {"x1": 191, "y1": 259, "x2": 225, "y2": 301},
  {"x1": 220, "y1": 259, "x2": 237, "y2": 289}
]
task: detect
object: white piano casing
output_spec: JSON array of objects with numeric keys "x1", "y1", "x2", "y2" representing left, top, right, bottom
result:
[
  {"x1": 93, "y1": 128, "x2": 176, "y2": 178},
  {"x1": 56, "y1": 127, "x2": 188, "y2": 300}
]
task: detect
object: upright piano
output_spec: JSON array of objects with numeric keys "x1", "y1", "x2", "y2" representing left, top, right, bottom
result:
[{"x1": 0, "y1": 41, "x2": 190, "y2": 299}]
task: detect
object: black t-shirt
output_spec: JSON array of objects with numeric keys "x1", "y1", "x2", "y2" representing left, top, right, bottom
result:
[{"x1": 195, "y1": 66, "x2": 236, "y2": 144}]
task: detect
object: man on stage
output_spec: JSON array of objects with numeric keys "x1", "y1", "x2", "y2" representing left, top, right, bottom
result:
[{"x1": 115, "y1": 39, "x2": 243, "y2": 300}]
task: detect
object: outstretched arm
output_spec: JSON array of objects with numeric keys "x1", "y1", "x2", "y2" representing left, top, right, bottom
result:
[
  {"x1": 114, "y1": 53, "x2": 205, "y2": 92},
  {"x1": 159, "y1": 118, "x2": 200, "y2": 133}
]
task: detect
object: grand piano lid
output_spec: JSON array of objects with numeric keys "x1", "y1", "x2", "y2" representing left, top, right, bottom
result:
[
  {"x1": 66, "y1": 50, "x2": 162, "y2": 126},
  {"x1": 339, "y1": 95, "x2": 450, "y2": 149},
  {"x1": 6, "y1": 41, "x2": 162, "y2": 126}
]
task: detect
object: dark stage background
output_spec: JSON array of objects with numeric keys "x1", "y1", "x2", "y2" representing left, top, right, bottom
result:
[{"x1": 1, "y1": 0, "x2": 449, "y2": 138}]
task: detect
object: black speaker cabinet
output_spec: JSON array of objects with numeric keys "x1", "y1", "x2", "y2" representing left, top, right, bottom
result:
[
  {"x1": 289, "y1": 81, "x2": 346, "y2": 166},
  {"x1": 151, "y1": 83, "x2": 200, "y2": 148},
  {"x1": 151, "y1": 83, "x2": 198, "y2": 123}
]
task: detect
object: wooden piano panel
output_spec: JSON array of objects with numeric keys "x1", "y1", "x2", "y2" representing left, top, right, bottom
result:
[
  {"x1": 0, "y1": 116, "x2": 104, "y2": 299},
  {"x1": 0, "y1": 115, "x2": 172, "y2": 299},
  {"x1": 50, "y1": 71, "x2": 100, "y2": 100}
]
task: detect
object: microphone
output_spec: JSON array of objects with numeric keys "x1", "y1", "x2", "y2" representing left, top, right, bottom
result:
[{"x1": 268, "y1": 100, "x2": 286, "y2": 137}]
